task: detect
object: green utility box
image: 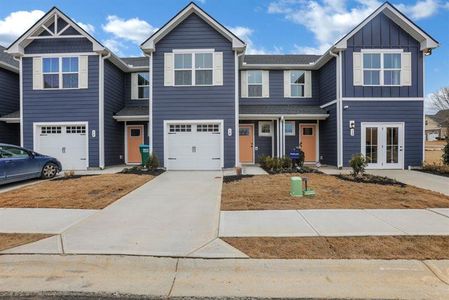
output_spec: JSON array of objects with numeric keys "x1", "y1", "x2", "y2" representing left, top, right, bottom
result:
[
  {"x1": 139, "y1": 144, "x2": 150, "y2": 166},
  {"x1": 290, "y1": 177, "x2": 303, "y2": 197}
]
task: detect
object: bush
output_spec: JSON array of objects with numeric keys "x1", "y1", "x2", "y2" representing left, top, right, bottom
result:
[
  {"x1": 349, "y1": 153, "x2": 367, "y2": 178},
  {"x1": 422, "y1": 163, "x2": 449, "y2": 177},
  {"x1": 443, "y1": 139, "x2": 449, "y2": 165},
  {"x1": 144, "y1": 152, "x2": 160, "y2": 170},
  {"x1": 281, "y1": 156, "x2": 293, "y2": 169}
]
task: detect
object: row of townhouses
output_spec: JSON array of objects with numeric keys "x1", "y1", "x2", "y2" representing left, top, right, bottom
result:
[{"x1": 0, "y1": 2, "x2": 439, "y2": 171}]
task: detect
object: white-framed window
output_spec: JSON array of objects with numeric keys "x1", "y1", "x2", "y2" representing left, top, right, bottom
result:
[
  {"x1": 174, "y1": 52, "x2": 213, "y2": 86},
  {"x1": 43, "y1": 57, "x2": 79, "y2": 89},
  {"x1": 137, "y1": 72, "x2": 149, "y2": 99},
  {"x1": 258, "y1": 121, "x2": 273, "y2": 137},
  {"x1": 284, "y1": 121, "x2": 296, "y2": 136},
  {"x1": 290, "y1": 71, "x2": 305, "y2": 97},
  {"x1": 363, "y1": 51, "x2": 401, "y2": 86},
  {"x1": 248, "y1": 70, "x2": 263, "y2": 97},
  {"x1": 169, "y1": 124, "x2": 192, "y2": 133}
]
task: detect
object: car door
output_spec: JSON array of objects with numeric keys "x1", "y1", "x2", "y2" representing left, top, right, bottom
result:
[
  {"x1": 0, "y1": 150, "x2": 7, "y2": 183},
  {"x1": 0, "y1": 145, "x2": 37, "y2": 182}
]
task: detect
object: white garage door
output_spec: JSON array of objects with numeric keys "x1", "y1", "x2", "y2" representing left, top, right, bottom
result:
[
  {"x1": 165, "y1": 122, "x2": 222, "y2": 170},
  {"x1": 35, "y1": 124, "x2": 88, "y2": 170}
]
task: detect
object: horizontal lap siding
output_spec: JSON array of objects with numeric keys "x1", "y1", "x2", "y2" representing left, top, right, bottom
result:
[
  {"x1": 239, "y1": 70, "x2": 319, "y2": 105},
  {"x1": 104, "y1": 60, "x2": 125, "y2": 166},
  {"x1": 342, "y1": 101, "x2": 423, "y2": 167},
  {"x1": 0, "y1": 68, "x2": 19, "y2": 144},
  {"x1": 153, "y1": 13, "x2": 236, "y2": 168},
  {"x1": 124, "y1": 73, "x2": 149, "y2": 107},
  {"x1": 22, "y1": 55, "x2": 100, "y2": 167},
  {"x1": 25, "y1": 38, "x2": 93, "y2": 54},
  {"x1": 318, "y1": 58, "x2": 336, "y2": 105},
  {"x1": 343, "y1": 12, "x2": 423, "y2": 98},
  {"x1": 319, "y1": 104, "x2": 337, "y2": 165}
]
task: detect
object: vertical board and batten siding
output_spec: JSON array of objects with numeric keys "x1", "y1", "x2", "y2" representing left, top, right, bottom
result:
[
  {"x1": 104, "y1": 60, "x2": 125, "y2": 166},
  {"x1": 319, "y1": 104, "x2": 338, "y2": 165},
  {"x1": 342, "y1": 101, "x2": 423, "y2": 167},
  {"x1": 152, "y1": 13, "x2": 236, "y2": 168},
  {"x1": 0, "y1": 68, "x2": 20, "y2": 145},
  {"x1": 343, "y1": 12, "x2": 423, "y2": 98},
  {"x1": 239, "y1": 70, "x2": 319, "y2": 105},
  {"x1": 22, "y1": 55, "x2": 100, "y2": 167},
  {"x1": 24, "y1": 38, "x2": 93, "y2": 54}
]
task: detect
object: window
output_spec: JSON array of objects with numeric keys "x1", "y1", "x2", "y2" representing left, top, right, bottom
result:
[
  {"x1": 258, "y1": 121, "x2": 272, "y2": 137},
  {"x1": 174, "y1": 52, "x2": 213, "y2": 86},
  {"x1": 284, "y1": 121, "x2": 296, "y2": 136},
  {"x1": 41, "y1": 126, "x2": 62, "y2": 134},
  {"x1": 130, "y1": 129, "x2": 141, "y2": 137},
  {"x1": 248, "y1": 71, "x2": 262, "y2": 97},
  {"x1": 43, "y1": 57, "x2": 79, "y2": 89},
  {"x1": 66, "y1": 126, "x2": 86, "y2": 134},
  {"x1": 169, "y1": 124, "x2": 192, "y2": 133},
  {"x1": 239, "y1": 128, "x2": 250, "y2": 136},
  {"x1": 363, "y1": 52, "x2": 401, "y2": 86},
  {"x1": 290, "y1": 71, "x2": 305, "y2": 97},
  {"x1": 302, "y1": 127, "x2": 314, "y2": 136},
  {"x1": 137, "y1": 73, "x2": 149, "y2": 99},
  {"x1": 197, "y1": 124, "x2": 219, "y2": 133},
  {"x1": 0, "y1": 145, "x2": 30, "y2": 159}
]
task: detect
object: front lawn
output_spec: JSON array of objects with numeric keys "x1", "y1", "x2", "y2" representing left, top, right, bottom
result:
[
  {"x1": 0, "y1": 174, "x2": 153, "y2": 209},
  {"x1": 221, "y1": 173, "x2": 449, "y2": 210},
  {"x1": 0, "y1": 233, "x2": 52, "y2": 252}
]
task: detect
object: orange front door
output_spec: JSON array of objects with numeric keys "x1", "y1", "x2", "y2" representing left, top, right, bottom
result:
[
  {"x1": 300, "y1": 124, "x2": 317, "y2": 162},
  {"x1": 127, "y1": 125, "x2": 144, "y2": 163},
  {"x1": 239, "y1": 125, "x2": 254, "y2": 164}
]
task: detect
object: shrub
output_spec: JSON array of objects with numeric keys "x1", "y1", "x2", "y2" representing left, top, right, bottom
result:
[
  {"x1": 443, "y1": 138, "x2": 449, "y2": 165},
  {"x1": 144, "y1": 152, "x2": 160, "y2": 170},
  {"x1": 349, "y1": 153, "x2": 367, "y2": 178},
  {"x1": 281, "y1": 156, "x2": 292, "y2": 169}
]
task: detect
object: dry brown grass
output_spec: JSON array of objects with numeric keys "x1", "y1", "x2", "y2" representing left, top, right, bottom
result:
[
  {"x1": 0, "y1": 233, "x2": 52, "y2": 251},
  {"x1": 425, "y1": 150, "x2": 444, "y2": 164},
  {"x1": 224, "y1": 236, "x2": 449, "y2": 259},
  {"x1": 221, "y1": 173, "x2": 449, "y2": 210},
  {"x1": 0, "y1": 174, "x2": 153, "y2": 209}
]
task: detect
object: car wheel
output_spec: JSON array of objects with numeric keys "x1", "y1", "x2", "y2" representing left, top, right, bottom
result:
[{"x1": 41, "y1": 163, "x2": 58, "y2": 179}]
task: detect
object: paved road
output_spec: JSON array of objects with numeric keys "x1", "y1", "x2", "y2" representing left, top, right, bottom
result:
[{"x1": 0, "y1": 255, "x2": 448, "y2": 299}]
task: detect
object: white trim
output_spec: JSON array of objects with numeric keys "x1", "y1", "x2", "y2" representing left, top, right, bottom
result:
[
  {"x1": 276, "y1": 119, "x2": 280, "y2": 158},
  {"x1": 238, "y1": 123, "x2": 255, "y2": 164},
  {"x1": 245, "y1": 70, "x2": 264, "y2": 98},
  {"x1": 0, "y1": 62, "x2": 19, "y2": 73},
  {"x1": 149, "y1": 53, "x2": 153, "y2": 149},
  {"x1": 125, "y1": 124, "x2": 144, "y2": 165},
  {"x1": 320, "y1": 99, "x2": 337, "y2": 108},
  {"x1": 284, "y1": 120, "x2": 296, "y2": 136},
  {"x1": 172, "y1": 48, "x2": 215, "y2": 53},
  {"x1": 23, "y1": 52, "x2": 97, "y2": 58},
  {"x1": 360, "y1": 50, "x2": 403, "y2": 87},
  {"x1": 32, "y1": 121, "x2": 89, "y2": 169},
  {"x1": 113, "y1": 115, "x2": 149, "y2": 122},
  {"x1": 342, "y1": 97, "x2": 424, "y2": 101},
  {"x1": 163, "y1": 119, "x2": 224, "y2": 170},
  {"x1": 286, "y1": 70, "x2": 307, "y2": 98},
  {"x1": 124, "y1": 121, "x2": 128, "y2": 165},
  {"x1": 0, "y1": 117, "x2": 20, "y2": 123},
  {"x1": 240, "y1": 114, "x2": 329, "y2": 120},
  {"x1": 28, "y1": 35, "x2": 84, "y2": 40},
  {"x1": 98, "y1": 55, "x2": 105, "y2": 169},
  {"x1": 258, "y1": 121, "x2": 273, "y2": 137},
  {"x1": 41, "y1": 56, "x2": 82, "y2": 90},
  {"x1": 299, "y1": 123, "x2": 319, "y2": 163},
  {"x1": 337, "y1": 52, "x2": 343, "y2": 168},
  {"x1": 141, "y1": 3, "x2": 245, "y2": 52},
  {"x1": 422, "y1": 52, "x2": 426, "y2": 165},
  {"x1": 235, "y1": 51, "x2": 240, "y2": 167},
  {"x1": 317, "y1": 120, "x2": 320, "y2": 163},
  {"x1": 19, "y1": 57, "x2": 23, "y2": 146}
]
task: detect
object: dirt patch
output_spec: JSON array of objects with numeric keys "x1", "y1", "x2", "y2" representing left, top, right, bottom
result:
[
  {"x1": 221, "y1": 173, "x2": 449, "y2": 210},
  {"x1": 0, "y1": 174, "x2": 153, "y2": 209},
  {"x1": 0, "y1": 233, "x2": 52, "y2": 252},
  {"x1": 223, "y1": 236, "x2": 449, "y2": 259},
  {"x1": 223, "y1": 175, "x2": 254, "y2": 183}
]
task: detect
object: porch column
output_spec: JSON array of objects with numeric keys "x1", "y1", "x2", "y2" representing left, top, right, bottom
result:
[
  {"x1": 276, "y1": 118, "x2": 280, "y2": 158},
  {"x1": 281, "y1": 116, "x2": 286, "y2": 157}
]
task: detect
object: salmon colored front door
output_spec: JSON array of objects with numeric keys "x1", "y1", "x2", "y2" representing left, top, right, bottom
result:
[
  {"x1": 300, "y1": 124, "x2": 317, "y2": 162},
  {"x1": 239, "y1": 125, "x2": 254, "y2": 164},
  {"x1": 127, "y1": 125, "x2": 144, "y2": 163}
]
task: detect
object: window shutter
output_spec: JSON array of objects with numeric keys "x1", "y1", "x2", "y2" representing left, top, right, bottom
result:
[
  {"x1": 240, "y1": 71, "x2": 248, "y2": 97},
  {"x1": 401, "y1": 52, "x2": 412, "y2": 86},
  {"x1": 305, "y1": 71, "x2": 312, "y2": 97},
  {"x1": 164, "y1": 53, "x2": 173, "y2": 86},
  {"x1": 353, "y1": 52, "x2": 362, "y2": 86},
  {"x1": 32, "y1": 57, "x2": 43, "y2": 90},
  {"x1": 284, "y1": 70, "x2": 291, "y2": 98},
  {"x1": 78, "y1": 56, "x2": 88, "y2": 89},
  {"x1": 213, "y1": 52, "x2": 223, "y2": 86},
  {"x1": 131, "y1": 73, "x2": 138, "y2": 99},
  {"x1": 262, "y1": 70, "x2": 270, "y2": 98}
]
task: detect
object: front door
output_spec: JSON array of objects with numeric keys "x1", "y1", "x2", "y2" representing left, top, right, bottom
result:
[
  {"x1": 239, "y1": 124, "x2": 254, "y2": 164},
  {"x1": 361, "y1": 122, "x2": 404, "y2": 169},
  {"x1": 300, "y1": 124, "x2": 317, "y2": 162},
  {"x1": 127, "y1": 125, "x2": 144, "y2": 164}
]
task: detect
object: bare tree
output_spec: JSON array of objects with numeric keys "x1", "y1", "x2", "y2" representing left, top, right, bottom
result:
[{"x1": 431, "y1": 87, "x2": 449, "y2": 111}]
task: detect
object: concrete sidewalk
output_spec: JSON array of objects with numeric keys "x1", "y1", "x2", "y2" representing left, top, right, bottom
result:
[
  {"x1": 0, "y1": 255, "x2": 448, "y2": 299},
  {"x1": 220, "y1": 208, "x2": 449, "y2": 237}
]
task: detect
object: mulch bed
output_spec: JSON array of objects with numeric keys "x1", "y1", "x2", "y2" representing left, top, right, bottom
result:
[
  {"x1": 120, "y1": 167, "x2": 165, "y2": 176},
  {"x1": 335, "y1": 174, "x2": 405, "y2": 187},
  {"x1": 223, "y1": 175, "x2": 254, "y2": 183}
]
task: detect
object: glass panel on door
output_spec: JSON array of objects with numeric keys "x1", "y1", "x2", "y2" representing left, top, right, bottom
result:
[
  {"x1": 365, "y1": 127, "x2": 378, "y2": 164},
  {"x1": 386, "y1": 127, "x2": 399, "y2": 164}
]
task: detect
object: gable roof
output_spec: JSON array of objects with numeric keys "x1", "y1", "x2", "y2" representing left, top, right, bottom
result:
[
  {"x1": 141, "y1": 2, "x2": 246, "y2": 53},
  {"x1": 0, "y1": 45, "x2": 19, "y2": 73},
  {"x1": 334, "y1": 1, "x2": 439, "y2": 51},
  {"x1": 5, "y1": 6, "x2": 105, "y2": 56}
]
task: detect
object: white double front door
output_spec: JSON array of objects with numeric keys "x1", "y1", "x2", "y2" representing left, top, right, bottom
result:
[{"x1": 361, "y1": 122, "x2": 404, "y2": 169}]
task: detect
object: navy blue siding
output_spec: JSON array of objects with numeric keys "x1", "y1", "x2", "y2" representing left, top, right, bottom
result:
[
  {"x1": 343, "y1": 12, "x2": 423, "y2": 98},
  {"x1": 0, "y1": 68, "x2": 20, "y2": 145},
  {"x1": 153, "y1": 13, "x2": 236, "y2": 168},
  {"x1": 239, "y1": 120, "x2": 273, "y2": 161},
  {"x1": 318, "y1": 58, "x2": 336, "y2": 105},
  {"x1": 104, "y1": 60, "x2": 125, "y2": 166},
  {"x1": 25, "y1": 38, "x2": 93, "y2": 54},
  {"x1": 22, "y1": 55, "x2": 100, "y2": 167},
  {"x1": 124, "y1": 73, "x2": 149, "y2": 106},
  {"x1": 239, "y1": 70, "x2": 319, "y2": 106},
  {"x1": 319, "y1": 104, "x2": 337, "y2": 165},
  {"x1": 342, "y1": 101, "x2": 423, "y2": 167}
]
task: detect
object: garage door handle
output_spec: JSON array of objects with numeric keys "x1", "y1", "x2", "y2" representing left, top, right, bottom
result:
[
  {"x1": 168, "y1": 158, "x2": 176, "y2": 160},
  {"x1": 62, "y1": 147, "x2": 66, "y2": 154},
  {"x1": 192, "y1": 146, "x2": 197, "y2": 153},
  {"x1": 212, "y1": 158, "x2": 220, "y2": 160}
]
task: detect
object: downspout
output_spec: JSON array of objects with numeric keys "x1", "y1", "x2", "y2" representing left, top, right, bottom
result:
[
  {"x1": 99, "y1": 51, "x2": 111, "y2": 169},
  {"x1": 281, "y1": 116, "x2": 285, "y2": 157},
  {"x1": 235, "y1": 51, "x2": 244, "y2": 167},
  {"x1": 329, "y1": 50, "x2": 342, "y2": 168},
  {"x1": 144, "y1": 52, "x2": 153, "y2": 151},
  {"x1": 13, "y1": 56, "x2": 23, "y2": 147}
]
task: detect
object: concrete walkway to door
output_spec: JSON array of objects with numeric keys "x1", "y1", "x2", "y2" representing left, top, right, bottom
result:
[{"x1": 7, "y1": 171, "x2": 245, "y2": 257}]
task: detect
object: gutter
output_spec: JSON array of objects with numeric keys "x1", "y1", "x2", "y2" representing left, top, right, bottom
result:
[
  {"x1": 99, "y1": 51, "x2": 111, "y2": 169},
  {"x1": 328, "y1": 50, "x2": 343, "y2": 168}
]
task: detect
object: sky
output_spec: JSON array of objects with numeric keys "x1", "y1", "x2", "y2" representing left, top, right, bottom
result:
[{"x1": 0, "y1": 0, "x2": 448, "y2": 113}]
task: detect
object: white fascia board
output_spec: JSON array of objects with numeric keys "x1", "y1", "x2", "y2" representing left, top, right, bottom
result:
[
  {"x1": 0, "y1": 62, "x2": 19, "y2": 73},
  {"x1": 239, "y1": 114, "x2": 329, "y2": 120},
  {"x1": 0, "y1": 117, "x2": 20, "y2": 123},
  {"x1": 113, "y1": 115, "x2": 149, "y2": 122}
]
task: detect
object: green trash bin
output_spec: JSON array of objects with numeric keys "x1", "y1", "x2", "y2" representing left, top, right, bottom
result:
[
  {"x1": 290, "y1": 176, "x2": 303, "y2": 197},
  {"x1": 139, "y1": 144, "x2": 150, "y2": 166}
]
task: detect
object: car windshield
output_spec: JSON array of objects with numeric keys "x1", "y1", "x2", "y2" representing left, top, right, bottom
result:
[{"x1": 0, "y1": 146, "x2": 30, "y2": 158}]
